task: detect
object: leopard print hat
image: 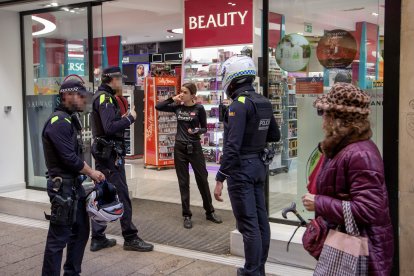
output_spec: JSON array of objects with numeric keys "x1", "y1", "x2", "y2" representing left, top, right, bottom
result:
[{"x1": 313, "y1": 82, "x2": 371, "y2": 116}]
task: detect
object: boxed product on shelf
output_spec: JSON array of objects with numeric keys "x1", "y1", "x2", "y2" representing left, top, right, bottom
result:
[{"x1": 210, "y1": 107, "x2": 220, "y2": 118}]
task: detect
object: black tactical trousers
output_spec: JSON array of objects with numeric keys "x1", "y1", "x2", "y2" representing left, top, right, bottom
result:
[
  {"x1": 91, "y1": 156, "x2": 138, "y2": 242},
  {"x1": 42, "y1": 179, "x2": 89, "y2": 276}
]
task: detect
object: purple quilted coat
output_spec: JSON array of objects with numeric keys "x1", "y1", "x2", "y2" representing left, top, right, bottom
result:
[{"x1": 315, "y1": 139, "x2": 394, "y2": 276}]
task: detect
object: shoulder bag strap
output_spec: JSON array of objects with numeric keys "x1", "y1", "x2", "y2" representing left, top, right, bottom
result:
[{"x1": 342, "y1": 200, "x2": 360, "y2": 236}]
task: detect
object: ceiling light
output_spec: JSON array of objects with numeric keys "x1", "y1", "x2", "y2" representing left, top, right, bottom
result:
[
  {"x1": 62, "y1": 7, "x2": 69, "y2": 11},
  {"x1": 232, "y1": 3, "x2": 236, "y2": 6},
  {"x1": 297, "y1": 32, "x2": 304, "y2": 35},
  {"x1": 51, "y1": 2, "x2": 58, "y2": 7},
  {"x1": 372, "y1": 12, "x2": 379, "y2": 16},
  {"x1": 166, "y1": 35, "x2": 174, "y2": 39},
  {"x1": 170, "y1": 28, "x2": 183, "y2": 34},
  {"x1": 228, "y1": 2, "x2": 233, "y2": 4},
  {"x1": 32, "y1": 15, "x2": 57, "y2": 36},
  {"x1": 68, "y1": 43, "x2": 83, "y2": 49},
  {"x1": 69, "y1": 10, "x2": 75, "y2": 13},
  {"x1": 121, "y1": 40, "x2": 127, "y2": 44}
]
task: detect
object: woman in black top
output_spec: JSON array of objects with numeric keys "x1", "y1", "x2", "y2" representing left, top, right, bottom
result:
[{"x1": 155, "y1": 83, "x2": 222, "y2": 229}]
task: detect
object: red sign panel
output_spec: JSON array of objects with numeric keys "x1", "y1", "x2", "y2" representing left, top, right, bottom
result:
[
  {"x1": 144, "y1": 78, "x2": 157, "y2": 166},
  {"x1": 296, "y1": 77, "x2": 324, "y2": 94},
  {"x1": 184, "y1": 0, "x2": 253, "y2": 48}
]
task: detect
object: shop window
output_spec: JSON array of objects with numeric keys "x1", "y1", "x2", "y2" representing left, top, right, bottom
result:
[
  {"x1": 266, "y1": 0, "x2": 384, "y2": 221},
  {"x1": 23, "y1": 7, "x2": 92, "y2": 188}
]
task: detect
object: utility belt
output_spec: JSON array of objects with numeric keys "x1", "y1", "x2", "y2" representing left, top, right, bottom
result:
[
  {"x1": 93, "y1": 137, "x2": 125, "y2": 162},
  {"x1": 240, "y1": 153, "x2": 261, "y2": 160},
  {"x1": 240, "y1": 145, "x2": 276, "y2": 165},
  {"x1": 44, "y1": 175, "x2": 85, "y2": 226}
]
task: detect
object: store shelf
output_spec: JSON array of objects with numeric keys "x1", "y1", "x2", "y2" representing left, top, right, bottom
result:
[
  {"x1": 203, "y1": 145, "x2": 223, "y2": 149},
  {"x1": 184, "y1": 62, "x2": 220, "y2": 66},
  {"x1": 203, "y1": 104, "x2": 220, "y2": 110},
  {"x1": 158, "y1": 120, "x2": 177, "y2": 123},
  {"x1": 197, "y1": 90, "x2": 224, "y2": 94},
  {"x1": 183, "y1": 77, "x2": 220, "y2": 81},
  {"x1": 287, "y1": 137, "x2": 298, "y2": 140}
]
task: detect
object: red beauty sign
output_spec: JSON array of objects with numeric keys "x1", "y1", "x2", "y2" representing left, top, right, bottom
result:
[{"x1": 184, "y1": 0, "x2": 253, "y2": 48}]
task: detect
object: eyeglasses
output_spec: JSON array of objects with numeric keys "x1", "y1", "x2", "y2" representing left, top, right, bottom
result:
[{"x1": 317, "y1": 109, "x2": 325, "y2": 116}]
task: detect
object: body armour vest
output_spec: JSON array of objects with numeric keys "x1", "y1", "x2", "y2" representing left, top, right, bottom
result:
[
  {"x1": 42, "y1": 110, "x2": 82, "y2": 177},
  {"x1": 91, "y1": 91, "x2": 123, "y2": 140},
  {"x1": 238, "y1": 92, "x2": 274, "y2": 155}
]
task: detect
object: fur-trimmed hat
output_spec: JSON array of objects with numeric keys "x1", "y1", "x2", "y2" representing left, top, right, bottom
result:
[{"x1": 314, "y1": 83, "x2": 371, "y2": 116}]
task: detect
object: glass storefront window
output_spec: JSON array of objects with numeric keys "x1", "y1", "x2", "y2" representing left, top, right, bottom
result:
[
  {"x1": 23, "y1": 7, "x2": 90, "y2": 188},
  {"x1": 266, "y1": 0, "x2": 385, "y2": 221}
]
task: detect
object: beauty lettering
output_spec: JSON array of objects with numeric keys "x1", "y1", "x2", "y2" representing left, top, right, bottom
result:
[{"x1": 188, "y1": 11, "x2": 249, "y2": 29}]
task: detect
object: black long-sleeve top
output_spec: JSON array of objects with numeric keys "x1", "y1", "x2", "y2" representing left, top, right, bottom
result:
[{"x1": 155, "y1": 98, "x2": 207, "y2": 143}]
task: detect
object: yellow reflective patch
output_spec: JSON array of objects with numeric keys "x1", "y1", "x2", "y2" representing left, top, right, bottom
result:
[
  {"x1": 50, "y1": 116, "x2": 59, "y2": 124},
  {"x1": 64, "y1": 118, "x2": 71, "y2": 124},
  {"x1": 99, "y1": 94, "x2": 105, "y2": 104},
  {"x1": 238, "y1": 96, "x2": 246, "y2": 104},
  {"x1": 229, "y1": 111, "x2": 236, "y2": 116},
  {"x1": 109, "y1": 97, "x2": 113, "y2": 104}
]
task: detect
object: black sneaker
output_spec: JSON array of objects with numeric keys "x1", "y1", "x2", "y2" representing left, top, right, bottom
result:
[
  {"x1": 90, "y1": 238, "x2": 116, "y2": 252},
  {"x1": 123, "y1": 237, "x2": 154, "y2": 252},
  {"x1": 237, "y1": 268, "x2": 245, "y2": 276},
  {"x1": 184, "y1": 216, "x2": 192, "y2": 229},
  {"x1": 206, "y1": 212, "x2": 223, "y2": 224}
]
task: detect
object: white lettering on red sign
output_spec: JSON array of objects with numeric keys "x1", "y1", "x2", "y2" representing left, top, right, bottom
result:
[
  {"x1": 189, "y1": 10, "x2": 249, "y2": 30},
  {"x1": 157, "y1": 78, "x2": 175, "y2": 85}
]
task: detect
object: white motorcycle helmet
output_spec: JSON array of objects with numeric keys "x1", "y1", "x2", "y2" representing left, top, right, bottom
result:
[
  {"x1": 86, "y1": 181, "x2": 124, "y2": 225},
  {"x1": 220, "y1": 55, "x2": 257, "y2": 96}
]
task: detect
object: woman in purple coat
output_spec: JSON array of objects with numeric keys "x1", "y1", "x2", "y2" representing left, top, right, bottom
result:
[{"x1": 302, "y1": 83, "x2": 394, "y2": 275}]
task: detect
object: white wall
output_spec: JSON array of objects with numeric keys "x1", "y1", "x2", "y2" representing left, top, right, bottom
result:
[{"x1": 0, "y1": 10, "x2": 25, "y2": 191}]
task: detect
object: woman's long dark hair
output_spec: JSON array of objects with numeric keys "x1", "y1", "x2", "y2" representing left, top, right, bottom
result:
[{"x1": 182, "y1": 82, "x2": 197, "y2": 95}]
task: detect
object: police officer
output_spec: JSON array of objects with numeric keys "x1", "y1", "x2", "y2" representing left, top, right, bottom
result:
[
  {"x1": 90, "y1": 66, "x2": 153, "y2": 252},
  {"x1": 214, "y1": 56, "x2": 280, "y2": 276},
  {"x1": 42, "y1": 79, "x2": 106, "y2": 276}
]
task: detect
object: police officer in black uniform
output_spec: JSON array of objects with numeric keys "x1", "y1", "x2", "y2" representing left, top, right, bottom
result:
[
  {"x1": 90, "y1": 66, "x2": 153, "y2": 252},
  {"x1": 42, "y1": 79, "x2": 106, "y2": 276},
  {"x1": 214, "y1": 56, "x2": 280, "y2": 276}
]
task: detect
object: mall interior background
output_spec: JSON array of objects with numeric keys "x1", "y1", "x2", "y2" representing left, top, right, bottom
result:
[
  {"x1": 1, "y1": 0, "x2": 385, "y2": 221},
  {"x1": 1, "y1": 0, "x2": 411, "y2": 273}
]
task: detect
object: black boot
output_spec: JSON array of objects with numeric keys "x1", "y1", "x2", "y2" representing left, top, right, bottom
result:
[
  {"x1": 90, "y1": 238, "x2": 117, "y2": 252},
  {"x1": 206, "y1": 212, "x2": 223, "y2": 224},
  {"x1": 184, "y1": 216, "x2": 193, "y2": 229},
  {"x1": 237, "y1": 268, "x2": 245, "y2": 276},
  {"x1": 123, "y1": 237, "x2": 154, "y2": 252}
]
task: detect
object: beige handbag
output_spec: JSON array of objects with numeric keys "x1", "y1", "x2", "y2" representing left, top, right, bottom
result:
[{"x1": 313, "y1": 201, "x2": 369, "y2": 276}]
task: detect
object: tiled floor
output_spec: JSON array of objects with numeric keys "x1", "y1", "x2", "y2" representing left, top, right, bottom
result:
[
  {"x1": 0, "y1": 221, "x2": 236, "y2": 276},
  {"x1": 4, "y1": 158, "x2": 299, "y2": 218},
  {"x1": 126, "y1": 159, "x2": 298, "y2": 215}
]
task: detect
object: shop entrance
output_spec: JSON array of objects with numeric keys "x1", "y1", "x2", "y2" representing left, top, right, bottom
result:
[{"x1": 20, "y1": 0, "x2": 385, "y2": 225}]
